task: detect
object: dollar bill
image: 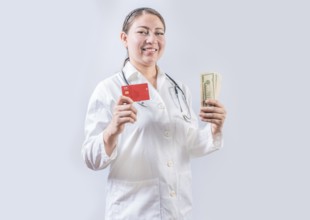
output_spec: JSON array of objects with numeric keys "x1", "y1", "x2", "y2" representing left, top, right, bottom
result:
[{"x1": 201, "y1": 72, "x2": 222, "y2": 106}]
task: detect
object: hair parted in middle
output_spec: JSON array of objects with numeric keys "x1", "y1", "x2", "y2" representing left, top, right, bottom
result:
[{"x1": 122, "y1": 7, "x2": 166, "y2": 34}]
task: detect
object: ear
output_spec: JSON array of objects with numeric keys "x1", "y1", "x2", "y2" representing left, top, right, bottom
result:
[{"x1": 120, "y1": 32, "x2": 128, "y2": 48}]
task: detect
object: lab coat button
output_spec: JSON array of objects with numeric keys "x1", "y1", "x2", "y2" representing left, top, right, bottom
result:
[
  {"x1": 170, "y1": 191, "x2": 176, "y2": 197},
  {"x1": 167, "y1": 160, "x2": 174, "y2": 167},
  {"x1": 164, "y1": 130, "x2": 170, "y2": 137}
]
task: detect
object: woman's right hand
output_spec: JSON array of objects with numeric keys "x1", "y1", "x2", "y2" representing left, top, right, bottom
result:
[{"x1": 103, "y1": 96, "x2": 137, "y2": 155}]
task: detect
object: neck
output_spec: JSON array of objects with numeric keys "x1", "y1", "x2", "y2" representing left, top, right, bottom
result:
[{"x1": 133, "y1": 63, "x2": 158, "y2": 88}]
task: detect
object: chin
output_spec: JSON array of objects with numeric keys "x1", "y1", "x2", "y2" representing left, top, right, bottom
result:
[{"x1": 142, "y1": 58, "x2": 158, "y2": 65}]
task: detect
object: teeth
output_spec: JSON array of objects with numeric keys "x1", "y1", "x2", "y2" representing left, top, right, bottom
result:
[{"x1": 142, "y1": 48, "x2": 157, "y2": 51}]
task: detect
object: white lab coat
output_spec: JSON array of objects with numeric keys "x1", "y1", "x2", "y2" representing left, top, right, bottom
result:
[{"x1": 82, "y1": 62, "x2": 223, "y2": 220}]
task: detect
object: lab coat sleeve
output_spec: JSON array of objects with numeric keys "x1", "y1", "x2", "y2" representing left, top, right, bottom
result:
[
  {"x1": 182, "y1": 84, "x2": 224, "y2": 157},
  {"x1": 81, "y1": 83, "x2": 117, "y2": 170},
  {"x1": 187, "y1": 123, "x2": 223, "y2": 157}
]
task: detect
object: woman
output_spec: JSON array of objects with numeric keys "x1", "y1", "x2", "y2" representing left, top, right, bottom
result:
[{"x1": 82, "y1": 7, "x2": 226, "y2": 220}]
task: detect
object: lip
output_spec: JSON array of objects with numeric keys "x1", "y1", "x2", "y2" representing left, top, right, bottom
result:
[{"x1": 142, "y1": 47, "x2": 158, "y2": 52}]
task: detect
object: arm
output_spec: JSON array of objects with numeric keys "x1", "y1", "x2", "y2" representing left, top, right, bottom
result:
[
  {"x1": 103, "y1": 96, "x2": 137, "y2": 156},
  {"x1": 182, "y1": 85, "x2": 226, "y2": 157},
  {"x1": 81, "y1": 84, "x2": 137, "y2": 170},
  {"x1": 189, "y1": 99, "x2": 226, "y2": 157}
]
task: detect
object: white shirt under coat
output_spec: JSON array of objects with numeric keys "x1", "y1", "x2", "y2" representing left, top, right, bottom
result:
[{"x1": 82, "y1": 62, "x2": 223, "y2": 220}]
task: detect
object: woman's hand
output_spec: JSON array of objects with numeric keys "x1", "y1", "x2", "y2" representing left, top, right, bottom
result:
[
  {"x1": 199, "y1": 99, "x2": 226, "y2": 135},
  {"x1": 103, "y1": 96, "x2": 137, "y2": 155}
]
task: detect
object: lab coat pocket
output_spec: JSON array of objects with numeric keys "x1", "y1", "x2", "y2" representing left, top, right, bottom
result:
[
  {"x1": 106, "y1": 178, "x2": 161, "y2": 220},
  {"x1": 179, "y1": 172, "x2": 193, "y2": 217}
]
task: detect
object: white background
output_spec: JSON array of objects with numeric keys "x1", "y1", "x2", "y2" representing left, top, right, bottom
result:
[{"x1": 1, "y1": 0, "x2": 309, "y2": 219}]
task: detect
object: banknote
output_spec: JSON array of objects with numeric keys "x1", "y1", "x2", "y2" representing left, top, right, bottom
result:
[{"x1": 201, "y1": 72, "x2": 222, "y2": 106}]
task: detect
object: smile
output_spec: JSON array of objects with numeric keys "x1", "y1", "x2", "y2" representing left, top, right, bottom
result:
[{"x1": 142, "y1": 48, "x2": 158, "y2": 52}]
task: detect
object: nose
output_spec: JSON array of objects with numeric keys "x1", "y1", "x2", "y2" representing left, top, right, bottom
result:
[{"x1": 146, "y1": 32, "x2": 156, "y2": 43}]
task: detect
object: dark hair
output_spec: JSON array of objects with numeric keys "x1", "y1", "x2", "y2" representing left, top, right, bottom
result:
[
  {"x1": 122, "y1": 7, "x2": 166, "y2": 34},
  {"x1": 122, "y1": 7, "x2": 166, "y2": 66}
]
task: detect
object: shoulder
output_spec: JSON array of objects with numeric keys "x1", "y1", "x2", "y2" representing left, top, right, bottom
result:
[
  {"x1": 87, "y1": 72, "x2": 123, "y2": 107},
  {"x1": 93, "y1": 72, "x2": 122, "y2": 94}
]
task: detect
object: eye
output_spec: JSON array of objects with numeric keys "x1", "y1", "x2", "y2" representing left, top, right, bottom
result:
[
  {"x1": 155, "y1": 32, "x2": 165, "y2": 36},
  {"x1": 137, "y1": 30, "x2": 148, "y2": 35}
]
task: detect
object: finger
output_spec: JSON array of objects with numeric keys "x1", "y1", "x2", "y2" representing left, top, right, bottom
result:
[
  {"x1": 204, "y1": 99, "x2": 224, "y2": 108},
  {"x1": 199, "y1": 113, "x2": 225, "y2": 123},
  {"x1": 114, "y1": 109, "x2": 137, "y2": 121},
  {"x1": 200, "y1": 106, "x2": 226, "y2": 114},
  {"x1": 200, "y1": 117, "x2": 223, "y2": 126},
  {"x1": 115, "y1": 103, "x2": 138, "y2": 114},
  {"x1": 116, "y1": 116, "x2": 136, "y2": 125},
  {"x1": 122, "y1": 115, "x2": 136, "y2": 123},
  {"x1": 122, "y1": 111, "x2": 137, "y2": 122},
  {"x1": 117, "y1": 95, "x2": 134, "y2": 105},
  {"x1": 116, "y1": 96, "x2": 137, "y2": 114},
  {"x1": 113, "y1": 114, "x2": 136, "y2": 126}
]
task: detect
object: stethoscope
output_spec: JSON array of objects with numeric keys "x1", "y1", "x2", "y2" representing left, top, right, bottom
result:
[{"x1": 121, "y1": 70, "x2": 191, "y2": 122}]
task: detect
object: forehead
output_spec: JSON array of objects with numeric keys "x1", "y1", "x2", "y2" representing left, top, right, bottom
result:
[{"x1": 131, "y1": 13, "x2": 164, "y2": 29}]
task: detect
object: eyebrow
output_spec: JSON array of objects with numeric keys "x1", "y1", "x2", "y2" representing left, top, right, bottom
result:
[{"x1": 136, "y1": 26, "x2": 164, "y2": 31}]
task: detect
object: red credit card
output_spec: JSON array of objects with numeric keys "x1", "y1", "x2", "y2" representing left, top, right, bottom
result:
[{"x1": 121, "y1": 83, "x2": 150, "y2": 102}]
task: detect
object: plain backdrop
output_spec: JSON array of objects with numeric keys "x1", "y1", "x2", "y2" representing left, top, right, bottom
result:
[{"x1": 1, "y1": 0, "x2": 309, "y2": 219}]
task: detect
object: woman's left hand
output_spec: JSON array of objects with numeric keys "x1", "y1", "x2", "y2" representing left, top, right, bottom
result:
[{"x1": 199, "y1": 99, "x2": 227, "y2": 135}]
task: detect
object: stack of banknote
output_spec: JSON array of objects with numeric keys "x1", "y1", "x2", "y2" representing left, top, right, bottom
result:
[{"x1": 200, "y1": 72, "x2": 222, "y2": 106}]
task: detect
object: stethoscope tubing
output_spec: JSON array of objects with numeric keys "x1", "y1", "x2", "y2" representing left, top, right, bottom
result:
[{"x1": 121, "y1": 70, "x2": 191, "y2": 122}]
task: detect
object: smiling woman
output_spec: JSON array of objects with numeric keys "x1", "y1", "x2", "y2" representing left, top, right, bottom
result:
[
  {"x1": 120, "y1": 8, "x2": 166, "y2": 88},
  {"x1": 81, "y1": 7, "x2": 226, "y2": 220},
  {"x1": 120, "y1": 12, "x2": 166, "y2": 87}
]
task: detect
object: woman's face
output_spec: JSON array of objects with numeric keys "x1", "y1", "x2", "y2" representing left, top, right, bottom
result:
[{"x1": 121, "y1": 13, "x2": 166, "y2": 69}]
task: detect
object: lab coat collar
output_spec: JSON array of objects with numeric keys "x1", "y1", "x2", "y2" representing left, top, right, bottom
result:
[{"x1": 122, "y1": 61, "x2": 165, "y2": 84}]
